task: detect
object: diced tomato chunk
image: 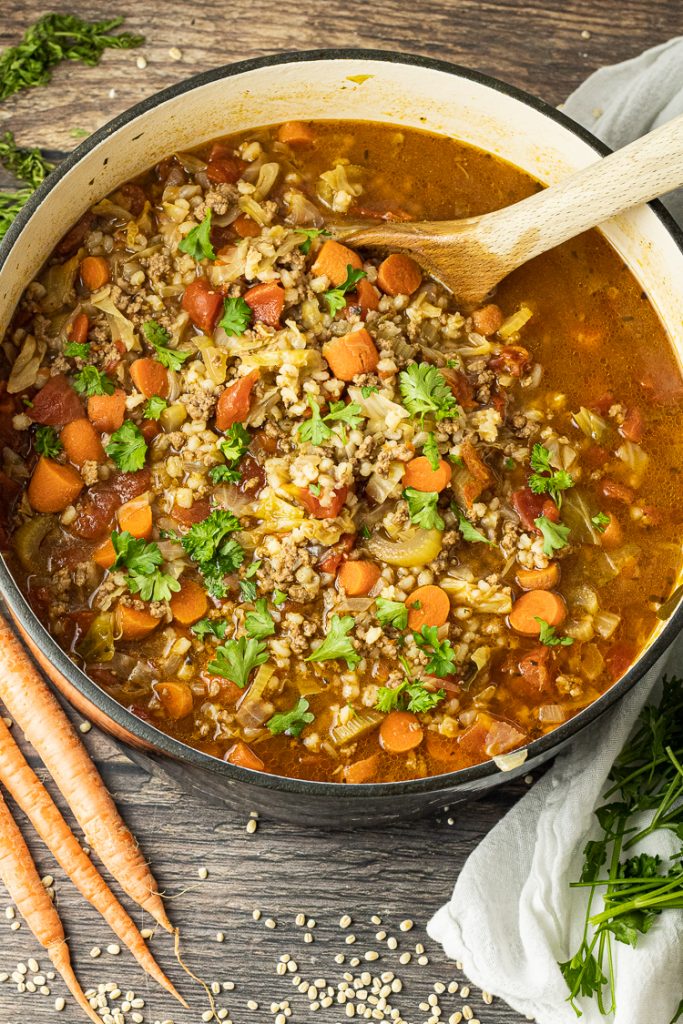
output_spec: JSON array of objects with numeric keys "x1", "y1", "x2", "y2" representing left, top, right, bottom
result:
[
  {"x1": 620, "y1": 407, "x2": 643, "y2": 443},
  {"x1": 490, "y1": 345, "x2": 530, "y2": 377},
  {"x1": 70, "y1": 485, "x2": 121, "y2": 540},
  {"x1": 318, "y1": 534, "x2": 356, "y2": 573},
  {"x1": 600, "y1": 478, "x2": 635, "y2": 504},
  {"x1": 171, "y1": 498, "x2": 212, "y2": 526},
  {"x1": 206, "y1": 144, "x2": 246, "y2": 184},
  {"x1": 605, "y1": 642, "x2": 637, "y2": 682},
  {"x1": 182, "y1": 278, "x2": 223, "y2": 333},
  {"x1": 483, "y1": 718, "x2": 527, "y2": 757},
  {"x1": 297, "y1": 486, "x2": 348, "y2": 520},
  {"x1": 441, "y1": 367, "x2": 477, "y2": 410},
  {"x1": 512, "y1": 646, "x2": 554, "y2": 700},
  {"x1": 244, "y1": 282, "x2": 285, "y2": 328},
  {"x1": 511, "y1": 486, "x2": 559, "y2": 531},
  {"x1": 29, "y1": 374, "x2": 83, "y2": 427},
  {"x1": 215, "y1": 370, "x2": 259, "y2": 431},
  {"x1": 111, "y1": 469, "x2": 152, "y2": 502}
]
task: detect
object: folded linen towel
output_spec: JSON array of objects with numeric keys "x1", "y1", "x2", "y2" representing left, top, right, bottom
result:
[{"x1": 427, "y1": 41, "x2": 683, "y2": 1024}]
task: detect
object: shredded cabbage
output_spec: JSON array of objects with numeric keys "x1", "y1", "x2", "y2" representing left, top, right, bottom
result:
[
  {"x1": 440, "y1": 577, "x2": 512, "y2": 614},
  {"x1": 573, "y1": 406, "x2": 609, "y2": 443},
  {"x1": 7, "y1": 334, "x2": 47, "y2": 393},
  {"x1": 90, "y1": 289, "x2": 139, "y2": 351},
  {"x1": 497, "y1": 305, "x2": 533, "y2": 340}
]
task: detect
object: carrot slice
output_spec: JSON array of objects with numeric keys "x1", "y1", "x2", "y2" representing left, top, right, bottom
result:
[
  {"x1": 156, "y1": 681, "x2": 194, "y2": 720},
  {"x1": 115, "y1": 604, "x2": 160, "y2": 641},
  {"x1": 87, "y1": 389, "x2": 126, "y2": 433},
  {"x1": 118, "y1": 497, "x2": 152, "y2": 540},
  {"x1": 277, "y1": 121, "x2": 315, "y2": 146},
  {"x1": 405, "y1": 585, "x2": 450, "y2": 630},
  {"x1": 93, "y1": 538, "x2": 116, "y2": 569},
  {"x1": 215, "y1": 369, "x2": 260, "y2": 431},
  {"x1": 226, "y1": 741, "x2": 265, "y2": 771},
  {"x1": 27, "y1": 458, "x2": 83, "y2": 513},
  {"x1": 312, "y1": 240, "x2": 362, "y2": 286},
  {"x1": 130, "y1": 358, "x2": 169, "y2": 399},
  {"x1": 337, "y1": 560, "x2": 381, "y2": 597},
  {"x1": 343, "y1": 753, "x2": 381, "y2": 783},
  {"x1": 323, "y1": 328, "x2": 379, "y2": 381},
  {"x1": 68, "y1": 313, "x2": 89, "y2": 344},
  {"x1": 0, "y1": 718, "x2": 184, "y2": 1005},
  {"x1": 509, "y1": 590, "x2": 567, "y2": 636},
  {"x1": 233, "y1": 213, "x2": 260, "y2": 238},
  {"x1": 402, "y1": 456, "x2": 452, "y2": 493},
  {"x1": 0, "y1": 613, "x2": 172, "y2": 933},
  {"x1": 379, "y1": 711, "x2": 424, "y2": 753},
  {"x1": 60, "y1": 418, "x2": 105, "y2": 467},
  {"x1": 169, "y1": 578, "x2": 209, "y2": 626},
  {"x1": 377, "y1": 253, "x2": 422, "y2": 296},
  {"x1": 80, "y1": 255, "x2": 110, "y2": 292},
  {"x1": 515, "y1": 563, "x2": 560, "y2": 591},
  {"x1": 243, "y1": 282, "x2": 285, "y2": 327}
]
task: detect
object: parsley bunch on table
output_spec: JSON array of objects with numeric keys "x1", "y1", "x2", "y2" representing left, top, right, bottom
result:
[
  {"x1": 0, "y1": 132, "x2": 54, "y2": 240},
  {"x1": 560, "y1": 676, "x2": 683, "y2": 1020}
]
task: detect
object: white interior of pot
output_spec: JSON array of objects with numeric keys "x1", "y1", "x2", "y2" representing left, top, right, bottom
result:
[{"x1": 1, "y1": 55, "x2": 682, "y2": 653}]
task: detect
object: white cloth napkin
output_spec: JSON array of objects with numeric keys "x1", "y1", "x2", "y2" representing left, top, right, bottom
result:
[{"x1": 427, "y1": 42, "x2": 683, "y2": 1024}]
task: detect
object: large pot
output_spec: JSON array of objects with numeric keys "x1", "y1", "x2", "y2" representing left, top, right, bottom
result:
[{"x1": 1, "y1": 50, "x2": 682, "y2": 826}]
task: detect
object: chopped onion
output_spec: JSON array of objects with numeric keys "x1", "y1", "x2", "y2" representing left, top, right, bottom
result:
[
  {"x1": 253, "y1": 162, "x2": 280, "y2": 200},
  {"x1": 497, "y1": 305, "x2": 532, "y2": 340},
  {"x1": 538, "y1": 704, "x2": 566, "y2": 724},
  {"x1": 335, "y1": 597, "x2": 374, "y2": 614},
  {"x1": 615, "y1": 440, "x2": 649, "y2": 487},
  {"x1": 284, "y1": 190, "x2": 325, "y2": 227},
  {"x1": 572, "y1": 406, "x2": 609, "y2": 443},
  {"x1": 594, "y1": 610, "x2": 621, "y2": 639},
  {"x1": 366, "y1": 461, "x2": 405, "y2": 505},
  {"x1": 493, "y1": 748, "x2": 528, "y2": 772}
]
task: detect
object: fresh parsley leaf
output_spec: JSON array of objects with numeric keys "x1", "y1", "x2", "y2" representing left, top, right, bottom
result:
[
  {"x1": 360, "y1": 385, "x2": 379, "y2": 398},
  {"x1": 450, "y1": 454, "x2": 464, "y2": 467},
  {"x1": 558, "y1": 945, "x2": 608, "y2": 1010},
  {"x1": 179, "y1": 509, "x2": 244, "y2": 598},
  {"x1": 322, "y1": 264, "x2": 367, "y2": 317},
  {"x1": 34, "y1": 425, "x2": 62, "y2": 459},
  {"x1": 208, "y1": 636, "x2": 268, "y2": 689},
  {"x1": 245, "y1": 598, "x2": 276, "y2": 640},
  {"x1": 143, "y1": 395, "x2": 167, "y2": 420},
  {"x1": 403, "y1": 488, "x2": 445, "y2": 530},
  {"x1": 110, "y1": 531, "x2": 180, "y2": 603},
  {"x1": 375, "y1": 597, "x2": 408, "y2": 630},
  {"x1": 240, "y1": 579, "x2": 257, "y2": 602},
  {"x1": 219, "y1": 296, "x2": 252, "y2": 336},
  {"x1": 309, "y1": 483, "x2": 321, "y2": 496},
  {"x1": 528, "y1": 443, "x2": 574, "y2": 505},
  {"x1": 360, "y1": 524, "x2": 371, "y2": 540},
  {"x1": 209, "y1": 465, "x2": 241, "y2": 484},
  {"x1": 535, "y1": 617, "x2": 574, "y2": 647},
  {"x1": 454, "y1": 506, "x2": 493, "y2": 545},
  {"x1": 178, "y1": 209, "x2": 215, "y2": 261},
  {"x1": 413, "y1": 625, "x2": 458, "y2": 677},
  {"x1": 504, "y1": 456, "x2": 516, "y2": 471},
  {"x1": 64, "y1": 340, "x2": 90, "y2": 359},
  {"x1": 296, "y1": 227, "x2": 328, "y2": 255},
  {"x1": 535, "y1": 515, "x2": 571, "y2": 556},
  {"x1": 266, "y1": 696, "x2": 314, "y2": 737},
  {"x1": 105, "y1": 421, "x2": 147, "y2": 472},
  {"x1": 141, "y1": 321, "x2": 190, "y2": 372},
  {"x1": 73, "y1": 365, "x2": 115, "y2": 397},
  {"x1": 298, "y1": 397, "x2": 364, "y2": 446},
  {"x1": 298, "y1": 397, "x2": 331, "y2": 446},
  {"x1": 398, "y1": 363, "x2": 458, "y2": 422},
  {"x1": 200, "y1": 540, "x2": 245, "y2": 598},
  {"x1": 306, "y1": 614, "x2": 359, "y2": 669},
  {"x1": 375, "y1": 675, "x2": 446, "y2": 714},
  {"x1": 191, "y1": 618, "x2": 228, "y2": 640},
  {"x1": 423, "y1": 433, "x2": 440, "y2": 471},
  {"x1": 592, "y1": 511, "x2": 610, "y2": 533},
  {"x1": 273, "y1": 589, "x2": 287, "y2": 606},
  {"x1": 219, "y1": 423, "x2": 251, "y2": 463},
  {"x1": 127, "y1": 567, "x2": 180, "y2": 602}
]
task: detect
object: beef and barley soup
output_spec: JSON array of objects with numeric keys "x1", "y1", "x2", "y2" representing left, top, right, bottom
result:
[{"x1": 2, "y1": 120, "x2": 682, "y2": 783}]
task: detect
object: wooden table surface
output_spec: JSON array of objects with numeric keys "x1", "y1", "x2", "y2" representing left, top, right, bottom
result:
[{"x1": 1, "y1": 2, "x2": 681, "y2": 1022}]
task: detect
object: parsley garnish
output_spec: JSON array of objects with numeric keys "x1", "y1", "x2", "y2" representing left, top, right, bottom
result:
[
  {"x1": 454, "y1": 506, "x2": 493, "y2": 545},
  {"x1": 208, "y1": 636, "x2": 268, "y2": 689},
  {"x1": 322, "y1": 264, "x2": 367, "y2": 317},
  {"x1": 266, "y1": 697, "x2": 314, "y2": 737},
  {"x1": 306, "y1": 614, "x2": 359, "y2": 669},
  {"x1": 209, "y1": 465, "x2": 241, "y2": 484},
  {"x1": 105, "y1": 421, "x2": 147, "y2": 472},
  {"x1": 178, "y1": 209, "x2": 215, "y2": 262},
  {"x1": 423, "y1": 433, "x2": 440, "y2": 471},
  {"x1": 413, "y1": 625, "x2": 458, "y2": 677},
  {"x1": 141, "y1": 321, "x2": 190, "y2": 372},
  {"x1": 403, "y1": 488, "x2": 445, "y2": 531},
  {"x1": 528, "y1": 444, "x2": 574, "y2": 506},
  {"x1": 219, "y1": 296, "x2": 253, "y2": 336},
  {"x1": 179, "y1": 509, "x2": 244, "y2": 598},
  {"x1": 191, "y1": 618, "x2": 228, "y2": 640},
  {"x1": 398, "y1": 363, "x2": 458, "y2": 423},
  {"x1": 245, "y1": 598, "x2": 276, "y2": 640},
  {"x1": 536, "y1": 618, "x2": 574, "y2": 647},
  {"x1": 592, "y1": 512, "x2": 610, "y2": 533},
  {"x1": 375, "y1": 598, "x2": 408, "y2": 630},
  {"x1": 309, "y1": 483, "x2": 321, "y2": 496},
  {"x1": 298, "y1": 396, "x2": 364, "y2": 446},
  {"x1": 219, "y1": 423, "x2": 251, "y2": 463},
  {"x1": 110, "y1": 531, "x2": 180, "y2": 603},
  {"x1": 273, "y1": 589, "x2": 287, "y2": 606},
  {"x1": 239, "y1": 561, "x2": 261, "y2": 603},
  {"x1": 535, "y1": 515, "x2": 571, "y2": 556},
  {"x1": 504, "y1": 456, "x2": 516, "y2": 471},
  {"x1": 143, "y1": 395, "x2": 167, "y2": 420},
  {"x1": 360, "y1": 385, "x2": 379, "y2": 398},
  {"x1": 34, "y1": 425, "x2": 62, "y2": 459},
  {"x1": 375, "y1": 664, "x2": 446, "y2": 714},
  {"x1": 73, "y1": 365, "x2": 115, "y2": 397},
  {"x1": 296, "y1": 228, "x2": 329, "y2": 255},
  {"x1": 360, "y1": 524, "x2": 371, "y2": 540},
  {"x1": 64, "y1": 340, "x2": 90, "y2": 359}
]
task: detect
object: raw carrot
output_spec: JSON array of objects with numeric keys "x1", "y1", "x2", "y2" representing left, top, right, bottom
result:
[
  {"x1": 60, "y1": 418, "x2": 105, "y2": 467},
  {"x1": 215, "y1": 370, "x2": 259, "y2": 431},
  {"x1": 232, "y1": 213, "x2": 260, "y2": 238},
  {"x1": 471, "y1": 303, "x2": 503, "y2": 336},
  {"x1": 155, "y1": 681, "x2": 193, "y2": 721},
  {"x1": 0, "y1": 789, "x2": 101, "y2": 1023},
  {"x1": 0, "y1": 718, "x2": 185, "y2": 1005},
  {"x1": 80, "y1": 255, "x2": 110, "y2": 292},
  {"x1": 225, "y1": 741, "x2": 265, "y2": 771},
  {"x1": 337, "y1": 560, "x2": 381, "y2": 597},
  {"x1": 509, "y1": 590, "x2": 567, "y2": 636},
  {"x1": 118, "y1": 497, "x2": 153, "y2": 540},
  {"x1": 243, "y1": 282, "x2": 285, "y2": 327},
  {"x1": 402, "y1": 456, "x2": 452, "y2": 493},
  {"x1": 376, "y1": 253, "x2": 422, "y2": 296},
  {"x1": 277, "y1": 121, "x2": 315, "y2": 146},
  {"x1": 0, "y1": 614, "x2": 173, "y2": 932},
  {"x1": 379, "y1": 711, "x2": 423, "y2": 753},
  {"x1": 169, "y1": 578, "x2": 209, "y2": 626},
  {"x1": 515, "y1": 563, "x2": 560, "y2": 591},
  {"x1": 68, "y1": 313, "x2": 89, "y2": 344},
  {"x1": 130, "y1": 358, "x2": 169, "y2": 399},
  {"x1": 598, "y1": 512, "x2": 623, "y2": 549},
  {"x1": 311, "y1": 240, "x2": 362, "y2": 286},
  {"x1": 323, "y1": 328, "x2": 379, "y2": 381},
  {"x1": 405, "y1": 584, "x2": 450, "y2": 630},
  {"x1": 87, "y1": 389, "x2": 126, "y2": 433},
  {"x1": 115, "y1": 604, "x2": 160, "y2": 641},
  {"x1": 27, "y1": 457, "x2": 83, "y2": 513}
]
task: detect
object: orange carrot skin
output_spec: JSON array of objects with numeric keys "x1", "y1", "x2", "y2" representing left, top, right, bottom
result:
[
  {"x1": 509, "y1": 590, "x2": 567, "y2": 636},
  {"x1": 337, "y1": 560, "x2": 381, "y2": 596},
  {"x1": 405, "y1": 585, "x2": 450, "y2": 630},
  {"x1": 0, "y1": 718, "x2": 185, "y2": 1005},
  {"x1": 379, "y1": 711, "x2": 424, "y2": 753},
  {"x1": 312, "y1": 240, "x2": 362, "y2": 286},
  {"x1": 323, "y1": 328, "x2": 379, "y2": 381},
  {"x1": 377, "y1": 253, "x2": 422, "y2": 296},
  {"x1": 28, "y1": 457, "x2": 83, "y2": 513},
  {"x1": 80, "y1": 256, "x2": 110, "y2": 292},
  {"x1": 403, "y1": 456, "x2": 452, "y2": 493},
  {"x1": 0, "y1": 614, "x2": 173, "y2": 933}
]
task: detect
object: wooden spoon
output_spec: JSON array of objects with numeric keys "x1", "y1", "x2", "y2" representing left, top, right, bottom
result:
[{"x1": 336, "y1": 113, "x2": 683, "y2": 306}]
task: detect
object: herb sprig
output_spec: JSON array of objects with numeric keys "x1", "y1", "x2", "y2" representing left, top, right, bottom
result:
[
  {"x1": 529, "y1": 443, "x2": 574, "y2": 506},
  {"x1": 398, "y1": 363, "x2": 458, "y2": 423},
  {"x1": 322, "y1": 264, "x2": 366, "y2": 317},
  {"x1": 298, "y1": 396, "x2": 364, "y2": 446}
]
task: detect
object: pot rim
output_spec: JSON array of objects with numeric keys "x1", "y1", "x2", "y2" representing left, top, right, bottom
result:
[{"x1": 1, "y1": 47, "x2": 682, "y2": 798}]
